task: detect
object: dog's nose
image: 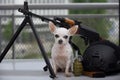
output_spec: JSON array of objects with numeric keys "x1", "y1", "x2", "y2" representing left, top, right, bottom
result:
[{"x1": 58, "y1": 39, "x2": 63, "y2": 44}]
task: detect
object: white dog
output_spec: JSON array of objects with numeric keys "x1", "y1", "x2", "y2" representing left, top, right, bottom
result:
[{"x1": 49, "y1": 21, "x2": 78, "y2": 77}]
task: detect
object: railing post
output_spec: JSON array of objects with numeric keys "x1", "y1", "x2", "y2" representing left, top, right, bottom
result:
[
  {"x1": 0, "y1": 17, "x2": 2, "y2": 55},
  {"x1": 119, "y1": 8, "x2": 120, "y2": 47},
  {"x1": 12, "y1": 11, "x2": 15, "y2": 59}
]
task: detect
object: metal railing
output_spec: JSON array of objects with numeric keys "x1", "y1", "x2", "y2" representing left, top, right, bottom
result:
[{"x1": 0, "y1": 3, "x2": 118, "y2": 10}]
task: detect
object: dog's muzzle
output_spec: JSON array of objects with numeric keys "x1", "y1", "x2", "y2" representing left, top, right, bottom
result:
[{"x1": 58, "y1": 39, "x2": 63, "y2": 44}]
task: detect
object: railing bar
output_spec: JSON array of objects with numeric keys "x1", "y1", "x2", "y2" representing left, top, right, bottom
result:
[
  {"x1": 0, "y1": 3, "x2": 119, "y2": 10},
  {"x1": 0, "y1": 14, "x2": 118, "y2": 18}
]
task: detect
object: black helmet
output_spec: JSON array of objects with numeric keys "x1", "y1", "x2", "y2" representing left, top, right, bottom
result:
[{"x1": 83, "y1": 40, "x2": 120, "y2": 73}]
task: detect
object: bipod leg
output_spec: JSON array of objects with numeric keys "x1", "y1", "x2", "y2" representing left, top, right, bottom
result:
[{"x1": 28, "y1": 16, "x2": 56, "y2": 78}]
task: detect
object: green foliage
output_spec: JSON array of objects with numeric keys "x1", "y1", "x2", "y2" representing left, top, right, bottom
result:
[
  {"x1": 72, "y1": 36, "x2": 87, "y2": 54},
  {"x1": 70, "y1": 0, "x2": 107, "y2": 14},
  {"x1": 70, "y1": 0, "x2": 111, "y2": 54},
  {"x1": 78, "y1": 18, "x2": 111, "y2": 38},
  {"x1": 3, "y1": 21, "x2": 13, "y2": 41},
  {"x1": 3, "y1": 21, "x2": 33, "y2": 43},
  {"x1": 21, "y1": 53, "x2": 41, "y2": 59},
  {"x1": 21, "y1": 30, "x2": 32, "y2": 43},
  {"x1": 71, "y1": 0, "x2": 106, "y2": 3}
]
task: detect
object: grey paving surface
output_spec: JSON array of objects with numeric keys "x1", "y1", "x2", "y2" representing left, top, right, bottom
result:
[{"x1": 0, "y1": 59, "x2": 120, "y2": 80}]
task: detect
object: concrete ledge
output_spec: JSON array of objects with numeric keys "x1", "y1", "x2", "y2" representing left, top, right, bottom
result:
[{"x1": 0, "y1": 59, "x2": 120, "y2": 80}]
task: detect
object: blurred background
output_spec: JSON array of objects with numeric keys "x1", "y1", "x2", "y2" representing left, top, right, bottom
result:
[{"x1": 0, "y1": 0, "x2": 119, "y2": 59}]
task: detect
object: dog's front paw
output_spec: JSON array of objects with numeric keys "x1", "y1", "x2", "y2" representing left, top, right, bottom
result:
[{"x1": 65, "y1": 72, "x2": 72, "y2": 77}]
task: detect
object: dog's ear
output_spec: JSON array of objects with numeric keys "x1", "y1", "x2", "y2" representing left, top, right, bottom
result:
[
  {"x1": 49, "y1": 21, "x2": 56, "y2": 33},
  {"x1": 68, "y1": 25, "x2": 78, "y2": 36}
]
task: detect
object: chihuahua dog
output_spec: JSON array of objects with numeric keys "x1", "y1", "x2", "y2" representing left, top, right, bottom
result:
[{"x1": 49, "y1": 21, "x2": 78, "y2": 77}]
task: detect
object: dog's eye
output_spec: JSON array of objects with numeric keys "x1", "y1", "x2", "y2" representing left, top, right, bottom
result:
[
  {"x1": 63, "y1": 35, "x2": 68, "y2": 39},
  {"x1": 55, "y1": 34, "x2": 59, "y2": 38}
]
